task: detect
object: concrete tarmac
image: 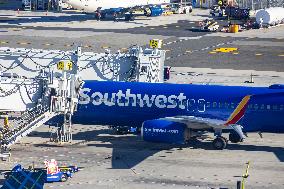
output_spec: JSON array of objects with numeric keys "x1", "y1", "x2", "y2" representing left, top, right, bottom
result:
[
  {"x1": 0, "y1": 8, "x2": 284, "y2": 189},
  {"x1": 1, "y1": 125, "x2": 284, "y2": 189}
]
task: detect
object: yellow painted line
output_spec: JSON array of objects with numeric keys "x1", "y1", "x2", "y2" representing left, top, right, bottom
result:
[
  {"x1": 278, "y1": 54, "x2": 284, "y2": 57},
  {"x1": 255, "y1": 53, "x2": 262, "y2": 56},
  {"x1": 120, "y1": 48, "x2": 128, "y2": 52},
  {"x1": 44, "y1": 43, "x2": 53, "y2": 46},
  {"x1": 84, "y1": 45, "x2": 92, "y2": 48},
  {"x1": 17, "y1": 42, "x2": 30, "y2": 45},
  {"x1": 209, "y1": 51, "x2": 217, "y2": 54},
  {"x1": 213, "y1": 48, "x2": 238, "y2": 53},
  {"x1": 101, "y1": 46, "x2": 110, "y2": 49},
  {"x1": 0, "y1": 41, "x2": 8, "y2": 44},
  {"x1": 233, "y1": 52, "x2": 239, "y2": 55}
]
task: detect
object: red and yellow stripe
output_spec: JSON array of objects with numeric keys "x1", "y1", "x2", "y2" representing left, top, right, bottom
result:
[{"x1": 225, "y1": 95, "x2": 251, "y2": 126}]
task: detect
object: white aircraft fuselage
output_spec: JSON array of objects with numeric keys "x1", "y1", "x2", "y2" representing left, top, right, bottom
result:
[{"x1": 64, "y1": 0, "x2": 171, "y2": 12}]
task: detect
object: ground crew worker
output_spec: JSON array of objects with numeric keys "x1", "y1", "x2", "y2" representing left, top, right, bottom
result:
[
  {"x1": 4, "y1": 116, "x2": 9, "y2": 130},
  {"x1": 113, "y1": 12, "x2": 119, "y2": 22},
  {"x1": 96, "y1": 11, "x2": 101, "y2": 21},
  {"x1": 50, "y1": 88, "x2": 57, "y2": 111}
]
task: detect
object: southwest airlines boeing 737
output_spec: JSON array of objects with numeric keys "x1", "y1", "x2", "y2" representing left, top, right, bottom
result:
[{"x1": 72, "y1": 81, "x2": 284, "y2": 150}]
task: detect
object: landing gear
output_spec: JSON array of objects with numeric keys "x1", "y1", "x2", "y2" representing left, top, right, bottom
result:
[{"x1": 213, "y1": 136, "x2": 227, "y2": 150}]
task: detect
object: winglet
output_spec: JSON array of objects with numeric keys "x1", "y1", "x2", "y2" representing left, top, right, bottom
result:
[{"x1": 225, "y1": 95, "x2": 251, "y2": 126}]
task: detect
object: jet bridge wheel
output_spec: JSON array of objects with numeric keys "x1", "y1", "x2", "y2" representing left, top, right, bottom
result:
[{"x1": 213, "y1": 136, "x2": 227, "y2": 150}]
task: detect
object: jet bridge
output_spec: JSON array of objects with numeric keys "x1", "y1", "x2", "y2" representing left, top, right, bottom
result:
[
  {"x1": 0, "y1": 46, "x2": 166, "y2": 83},
  {"x1": 0, "y1": 45, "x2": 165, "y2": 160},
  {"x1": 0, "y1": 61, "x2": 83, "y2": 160}
]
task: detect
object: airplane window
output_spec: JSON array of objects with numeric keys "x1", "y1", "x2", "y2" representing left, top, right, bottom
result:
[
  {"x1": 260, "y1": 104, "x2": 265, "y2": 110},
  {"x1": 272, "y1": 105, "x2": 278, "y2": 111},
  {"x1": 254, "y1": 104, "x2": 259, "y2": 110},
  {"x1": 248, "y1": 104, "x2": 253, "y2": 109},
  {"x1": 213, "y1": 102, "x2": 217, "y2": 108},
  {"x1": 231, "y1": 103, "x2": 235, "y2": 109},
  {"x1": 224, "y1": 102, "x2": 229, "y2": 109},
  {"x1": 280, "y1": 105, "x2": 284, "y2": 111},
  {"x1": 218, "y1": 102, "x2": 223, "y2": 108},
  {"x1": 267, "y1": 105, "x2": 271, "y2": 110},
  {"x1": 206, "y1": 102, "x2": 211, "y2": 108}
]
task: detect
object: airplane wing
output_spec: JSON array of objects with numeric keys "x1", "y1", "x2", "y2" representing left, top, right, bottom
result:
[{"x1": 160, "y1": 95, "x2": 251, "y2": 137}]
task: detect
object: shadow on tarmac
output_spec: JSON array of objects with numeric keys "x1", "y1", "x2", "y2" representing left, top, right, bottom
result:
[
  {"x1": 0, "y1": 15, "x2": 209, "y2": 38},
  {"x1": 28, "y1": 128, "x2": 284, "y2": 169}
]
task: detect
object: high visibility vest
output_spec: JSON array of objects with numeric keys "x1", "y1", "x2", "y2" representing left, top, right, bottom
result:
[{"x1": 4, "y1": 116, "x2": 9, "y2": 129}]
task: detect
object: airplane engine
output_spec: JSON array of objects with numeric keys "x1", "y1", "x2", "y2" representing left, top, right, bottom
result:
[
  {"x1": 144, "y1": 6, "x2": 163, "y2": 17},
  {"x1": 229, "y1": 130, "x2": 243, "y2": 143},
  {"x1": 141, "y1": 119, "x2": 188, "y2": 144}
]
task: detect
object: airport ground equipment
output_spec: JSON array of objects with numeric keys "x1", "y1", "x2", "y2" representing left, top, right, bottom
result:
[
  {"x1": 0, "y1": 46, "x2": 165, "y2": 83},
  {"x1": 0, "y1": 45, "x2": 165, "y2": 156},
  {"x1": 170, "y1": 2, "x2": 193, "y2": 14},
  {"x1": 210, "y1": 5, "x2": 226, "y2": 17},
  {"x1": 0, "y1": 51, "x2": 83, "y2": 156},
  {"x1": 1, "y1": 164, "x2": 46, "y2": 189},
  {"x1": 256, "y1": 7, "x2": 284, "y2": 26},
  {"x1": 1, "y1": 161, "x2": 77, "y2": 186},
  {"x1": 198, "y1": 19, "x2": 220, "y2": 32},
  {"x1": 113, "y1": 126, "x2": 139, "y2": 135},
  {"x1": 225, "y1": 6, "x2": 250, "y2": 20},
  {"x1": 144, "y1": 6, "x2": 164, "y2": 17}
]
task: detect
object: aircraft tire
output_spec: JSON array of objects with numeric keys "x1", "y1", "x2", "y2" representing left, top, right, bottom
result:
[{"x1": 213, "y1": 137, "x2": 227, "y2": 150}]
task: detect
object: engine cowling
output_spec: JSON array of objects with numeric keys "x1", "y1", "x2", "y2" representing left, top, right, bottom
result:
[{"x1": 141, "y1": 119, "x2": 188, "y2": 144}]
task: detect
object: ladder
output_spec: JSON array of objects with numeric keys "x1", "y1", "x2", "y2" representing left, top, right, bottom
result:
[{"x1": 0, "y1": 104, "x2": 58, "y2": 153}]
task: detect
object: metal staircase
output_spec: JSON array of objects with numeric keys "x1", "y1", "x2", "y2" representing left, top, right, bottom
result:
[
  {"x1": 0, "y1": 105, "x2": 58, "y2": 151},
  {"x1": 0, "y1": 60, "x2": 83, "y2": 160}
]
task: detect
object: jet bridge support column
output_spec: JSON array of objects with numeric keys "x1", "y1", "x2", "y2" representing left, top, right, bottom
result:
[
  {"x1": 50, "y1": 61, "x2": 82, "y2": 144},
  {"x1": 58, "y1": 112, "x2": 73, "y2": 143}
]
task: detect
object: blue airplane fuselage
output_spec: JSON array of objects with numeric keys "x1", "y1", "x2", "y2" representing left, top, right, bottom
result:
[{"x1": 73, "y1": 81, "x2": 284, "y2": 133}]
